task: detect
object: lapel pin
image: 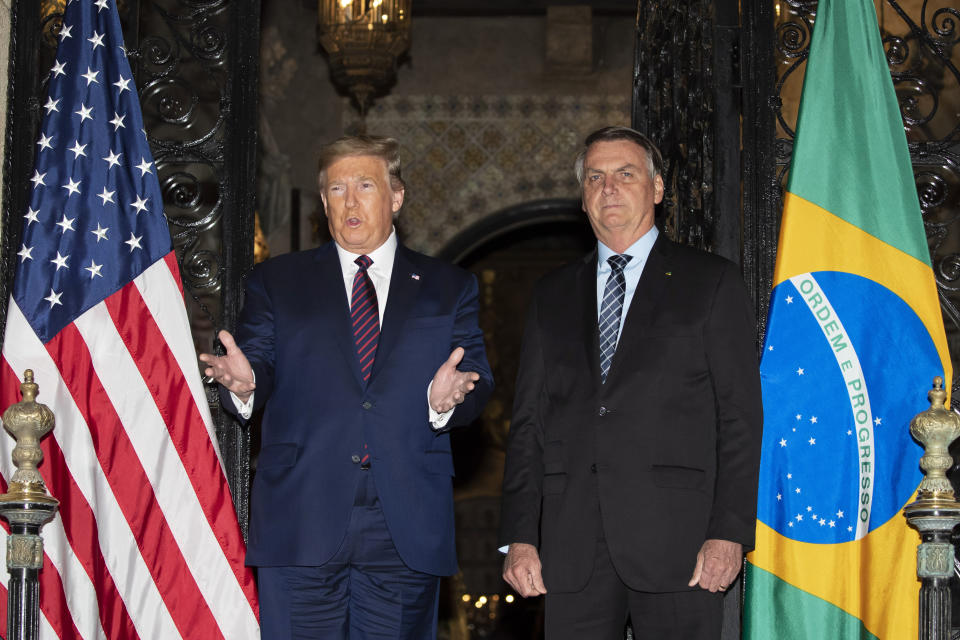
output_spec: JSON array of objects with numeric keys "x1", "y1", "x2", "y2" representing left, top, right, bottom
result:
[
  {"x1": 665, "y1": 271, "x2": 672, "y2": 276},
  {"x1": 410, "y1": 273, "x2": 420, "y2": 280}
]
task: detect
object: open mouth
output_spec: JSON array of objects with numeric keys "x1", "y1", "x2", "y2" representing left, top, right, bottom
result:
[{"x1": 346, "y1": 217, "x2": 362, "y2": 228}]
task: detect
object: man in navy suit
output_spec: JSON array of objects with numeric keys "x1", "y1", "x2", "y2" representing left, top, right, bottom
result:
[{"x1": 200, "y1": 135, "x2": 493, "y2": 639}]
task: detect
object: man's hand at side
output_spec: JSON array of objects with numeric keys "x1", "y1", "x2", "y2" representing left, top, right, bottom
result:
[
  {"x1": 687, "y1": 538, "x2": 742, "y2": 593},
  {"x1": 503, "y1": 542, "x2": 547, "y2": 598},
  {"x1": 198, "y1": 329, "x2": 256, "y2": 403},
  {"x1": 429, "y1": 347, "x2": 480, "y2": 413}
]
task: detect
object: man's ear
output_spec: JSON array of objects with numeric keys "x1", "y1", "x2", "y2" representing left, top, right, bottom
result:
[
  {"x1": 653, "y1": 174, "x2": 665, "y2": 205},
  {"x1": 392, "y1": 187, "x2": 405, "y2": 213}
]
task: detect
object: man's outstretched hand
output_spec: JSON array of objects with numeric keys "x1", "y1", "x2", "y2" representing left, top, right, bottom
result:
[
  {"x1": 429, "y1": 347, "x2": 480, "y2": 413},
  {"x1": 198, "y1": 330, "x2": 255, "y2": 403}
]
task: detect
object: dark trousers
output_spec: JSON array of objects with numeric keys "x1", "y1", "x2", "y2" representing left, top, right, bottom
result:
[
  {"x1": 257, "y1": 472, "x2": 441, "y2": 639},
  {"x1": 544, "y1": 539, "x2": 722, "y2": 640}
]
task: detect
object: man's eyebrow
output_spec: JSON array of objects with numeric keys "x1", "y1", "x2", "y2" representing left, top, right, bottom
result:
[{"x1": 586, "y1": 163, "x2": 641, "y2": 174}]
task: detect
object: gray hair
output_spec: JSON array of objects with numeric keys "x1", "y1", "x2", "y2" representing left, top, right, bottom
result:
[{"x1": 574, "y1": 126, "x2": 663, "y2": 184}]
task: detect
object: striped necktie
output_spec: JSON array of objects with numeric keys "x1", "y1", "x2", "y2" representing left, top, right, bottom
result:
[
  {"x1": 598, "y1": 254, "x2": 632, "y2": 383},
  {"x1": 351, "y1": 255, "x2": 379, "y2": 384}
]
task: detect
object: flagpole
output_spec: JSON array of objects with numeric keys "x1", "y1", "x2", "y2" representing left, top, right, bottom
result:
[
  {"x1": 903, "y1": 377, "x2": 960, "y2": 640},
  {"x1": 0, "y1": 370, "x2": 59, "y2": 640}
]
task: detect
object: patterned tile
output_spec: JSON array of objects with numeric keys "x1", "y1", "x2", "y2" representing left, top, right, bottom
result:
[{"x1": 345, "y1": 94, "x2": 630, "y2": 253}]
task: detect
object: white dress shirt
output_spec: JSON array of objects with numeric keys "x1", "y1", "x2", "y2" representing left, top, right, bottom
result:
[{"x1": 231, "y1": 229, "x2": 453, "y2": 429}]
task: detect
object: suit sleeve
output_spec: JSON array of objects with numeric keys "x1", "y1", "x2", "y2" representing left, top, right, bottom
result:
[
  {"x1": 703, "y1": 261, "x2": 764, "y2": 550},
  {"x1": 498, "y1": 296, "x2": 547, "y2": 548},
  {"x1": 218, "y1": 267, "x2": 277, "y2": 423},
  {"x1": 440, "y1": 272, "x2": 494, "y2": 430}
]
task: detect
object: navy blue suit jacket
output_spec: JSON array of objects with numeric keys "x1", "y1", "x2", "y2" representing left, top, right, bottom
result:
[{"x1": 223, "y1": 241, "x2": 493, "y2": 576}]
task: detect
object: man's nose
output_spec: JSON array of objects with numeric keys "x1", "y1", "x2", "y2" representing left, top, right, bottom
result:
[
  {"x1": 345, "y1": 186, "x2": 358, "y2": 207},
  {"x1": 601, "y1": 176, "x2": 617, "y2": 195}
]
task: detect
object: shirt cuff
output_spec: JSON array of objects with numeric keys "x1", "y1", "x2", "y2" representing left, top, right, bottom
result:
[
  {"x1": 427, "y1": 381, "x2": 455, "y2": 430},
  {"x1": 231, "y1": 391, "x2": 255, "y2": 419}
]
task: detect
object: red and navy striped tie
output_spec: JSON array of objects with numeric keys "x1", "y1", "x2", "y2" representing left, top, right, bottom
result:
[{"x1": 351, "y1": 255, "x2": 380, "y2": 384}]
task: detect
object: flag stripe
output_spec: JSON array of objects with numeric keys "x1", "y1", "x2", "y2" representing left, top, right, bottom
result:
[
  {"x1": 47, "y1": 320, "x2": 224, "y2": 640},
  {"x1": 2, "y1": 307, "x2": 176, "y2": 640},
  {"x1": 105, "y1": 271, "x2": 258, "y2": 628}
]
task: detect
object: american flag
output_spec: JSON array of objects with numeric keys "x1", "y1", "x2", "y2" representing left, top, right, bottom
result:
[{"x1": 0, "y1": 1, "x2": 259, "y2": 638}]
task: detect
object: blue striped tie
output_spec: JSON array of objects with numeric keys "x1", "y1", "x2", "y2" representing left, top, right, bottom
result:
[
  {"x1": 598, "y1": 254, "x2": 632, "y2": 383},
  {"x1": 351, "y1": 255, "x2": 379, "y2": 384}
]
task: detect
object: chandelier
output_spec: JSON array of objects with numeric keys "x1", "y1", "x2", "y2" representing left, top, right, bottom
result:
[{"x1": 317, "y1": 0, "x2": 412, "y2": 117}]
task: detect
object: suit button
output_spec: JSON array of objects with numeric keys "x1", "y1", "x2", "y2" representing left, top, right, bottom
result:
[
  {"x1": 598, "y1": 406, "x2": 607, "y2": 416},
  {"x1": 362, "y1": 401, "x2": 373, "y2": 410},
  {"x1": 590, "y1": 464, "x2": 597, "y2": 473},
  {"x1": 351, "y1": 455, "x2": 361, "y2": 464}
]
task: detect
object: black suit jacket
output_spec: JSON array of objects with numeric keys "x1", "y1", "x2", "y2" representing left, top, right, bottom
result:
[{"x1": 499, "y1": 234, "x2": 763, "y2": 593}]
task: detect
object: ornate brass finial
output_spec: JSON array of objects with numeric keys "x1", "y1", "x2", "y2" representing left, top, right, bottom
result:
[
  {"x1": 0, "y1": 370, "x2": 58, "y2": 504},
  {"x1": 909, "y1": 376, "x2": 960, "y2": 499}
]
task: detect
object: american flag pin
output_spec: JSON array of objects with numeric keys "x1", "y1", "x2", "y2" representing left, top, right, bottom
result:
[{"x1": 411, "y1": 273, "x2": 420, "y2": 280}]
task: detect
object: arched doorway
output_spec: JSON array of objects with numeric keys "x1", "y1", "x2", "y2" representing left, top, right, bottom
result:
[{"x1": 437, "y1": 199, "x2": 595, "y2": 638}]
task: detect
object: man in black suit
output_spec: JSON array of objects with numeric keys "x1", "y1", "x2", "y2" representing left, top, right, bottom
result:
[{"x1": 499, "y1": 126, "x2": 762, "y2": 639}]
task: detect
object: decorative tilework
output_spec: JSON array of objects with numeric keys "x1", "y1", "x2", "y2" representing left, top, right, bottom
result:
[{"x1": 344, "y1": 94, "x2": 630, "y2": 254}]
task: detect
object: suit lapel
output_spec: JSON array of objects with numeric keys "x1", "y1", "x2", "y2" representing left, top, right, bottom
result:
[
  {"x1": 371, "y1": 244, "x2": 422, "y2": 381},
  {"x1": 314, "y1": 243, "x2": 366, "y2": 387},
  {"x1": 574, "y1": 249, "x2": 602, "y2": 387},
  {"x1": 610, "y1": 234, "x2": 674, "y2": 372}
]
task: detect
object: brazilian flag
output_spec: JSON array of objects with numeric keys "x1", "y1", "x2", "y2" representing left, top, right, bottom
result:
[{"x1": 743, "y1": 0, "x2": 952, "y2": 638}]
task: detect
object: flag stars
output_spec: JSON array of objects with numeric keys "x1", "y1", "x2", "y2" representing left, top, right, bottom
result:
[
  {"x1": 809, "y1": 416, "x2": 817, "y2": 424},
  {"x1": 829, "y1": 520, "x2": 836, "y2": 528},
  {"x1": 847, "y1": 525, "x2": 853, "y2": 532},
  {"x1": 75, "y1": 104, "x2": 93, "y2": 122},
  {"x1": 81, "y1": 67, "x2": 100, "y2": 86},
  {"x1": 795, "y1": 487, "x2": 801, "y2": 494},
  {"x1": 91, "y1": 224, "x2": 109, "y2": 242},
  {"x1": 130, "y1": 195, "x2": 149, "y2": 215},
  {"x1": 62, "y1": 177, "x2": 81, "y2": 196},
  {"x1": 136, "y1": 158, "x2": 153, "y2": 176},
  {"x1": 31, "y1": 171, "x2": 46, "y2": 188},
  {"x1": 767, "y1": 345, "x2": 774, "y2": 351},
  {"x1": 97, "y1": 187, "x2": 115, "y2": 206},
  {"x1": 795, "y1": 514, "x2": 803, "y2": 522},
  {"x1": 50, "y1": 61, "x2": 66, "y2": 79},
  {"x1": 44, "y1": 97, "x2": 61, "y2": 114},
  {"x1": 819, "y1": 518, "x2": 826, "y2": 526},
  {"x1": 837, "y1": 510, "x2": 844, "y2": 518},
  {"x1": 778, "y1": 438, "x2": 787, "y2": 447},
  {"x1": 23, "y1": 207, "x2": 39, "y2": 225},
  {"x1": 776, "y1": 493, "x2": 782, "y2": 501},
  {"x1": 95, "y1": 0, "x2": 110, "y2": 10},
  {"x1": 114, "y1": 75, "x2": 131, "y2": 95},
  {"x1": 50, "y1": 252, "x2": 69, "y2": 271},
  {"x1": 787, "y1": 473, "x2": 792, "y2": 479},
  {"x1": 68, "y1": 140, "x2": 87, "y2": 159},
  {"x1": 808, "y1": 437, "x2": 816, "y2": 445},
  {"x1": 55, "y1": 214, "x2": 76, "y2": 233},
  {"x1": 59, "y1": 24, "x2": 72, "y2": 41},
  {"x1": 85, "y1": 260, "x2": 104, "y2": 279},
  {"x1": 796, "y1": 367, "x2": 805, "y2": 376},
  {"x1": 847, "y1": 429, "x2": 853, "y2": 435},
  {"x1": 795, "y1": 414, "x2": 802, "y2": 421},
  {"x1": 44, "y1": 289, "x2": 63, "y2": 308},
  {"x1": 17, "y1": 244, "x2": 32, "y2": 262},
  {"x1": 785, "y1": 295, "x2": 794, "y2": 304},
  {"x1": 37, "y1": 133, "x2": 54, "y2": 151},
  {"x1": 806, "y1": 506, "x2": 812, "y2": 512},
  {"x1": 874, "y1": 416, "x2": 882, "y2": 426},
  {"x1": 125, "y1": 232, "x2": 143, "y2": 252},
  {"x1": 88, "y1": 31, "x2": 106, "y2": 50},
  {"x1": 103, "y1": 150, "x2": 122, "y2": 169},
  {"x1": 110, "y1": 112, "x2": 126, "y2": 131}
]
